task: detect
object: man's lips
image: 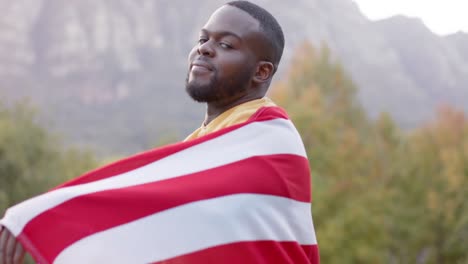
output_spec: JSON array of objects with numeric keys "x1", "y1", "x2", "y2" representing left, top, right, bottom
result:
[{"x1": 190, "y1": 61, "x2": 213, "y2": 71}]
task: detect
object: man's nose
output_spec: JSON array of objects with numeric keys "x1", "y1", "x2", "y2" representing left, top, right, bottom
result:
[{"x1": 197, "y1": 41, "x2": 215, "y2": 57}]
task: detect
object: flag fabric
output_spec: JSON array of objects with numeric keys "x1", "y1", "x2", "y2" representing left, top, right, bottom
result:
[{"x1": 0, "y1": 106, "x2": 319, "y2": 264}]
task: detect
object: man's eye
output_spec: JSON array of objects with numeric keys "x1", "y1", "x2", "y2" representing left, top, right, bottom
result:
[
  {"x1": 220, "y1": 43, "x2": 232, "y2": 49},
  {"x1": 198, "y1": 38, "x2": 208, "y2": 44}
]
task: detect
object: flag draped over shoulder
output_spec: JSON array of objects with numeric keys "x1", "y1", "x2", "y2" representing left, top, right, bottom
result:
[{"x1": 0, "y1": 106, "x2": 319, "y2": 264}]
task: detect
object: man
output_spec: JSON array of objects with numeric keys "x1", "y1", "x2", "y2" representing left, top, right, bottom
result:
[
  {"x1": 0, "y1": 1, "x2": 319, "y2": 263},
  {"x1": 184, "y1": 0, "x2": 281, "y2": 139}
]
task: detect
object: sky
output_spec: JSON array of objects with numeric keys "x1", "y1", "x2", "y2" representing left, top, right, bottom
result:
[{"x1": 352, "y1": 0, "x2": 468, "y2": 35}]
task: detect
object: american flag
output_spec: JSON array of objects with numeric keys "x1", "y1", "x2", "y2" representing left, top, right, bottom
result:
[{"x1": 1, "y1": 106, "x2": 319, "y2": 264}]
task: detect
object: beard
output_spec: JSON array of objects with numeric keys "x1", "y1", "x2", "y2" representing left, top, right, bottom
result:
[{"x1": 185, "y1": 67, "x2": 252, "y2": 103}]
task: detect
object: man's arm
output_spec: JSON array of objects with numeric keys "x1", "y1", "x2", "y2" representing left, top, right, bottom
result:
[{"x1": 0, "y1": 225, "x2": 25, "y2": 264}]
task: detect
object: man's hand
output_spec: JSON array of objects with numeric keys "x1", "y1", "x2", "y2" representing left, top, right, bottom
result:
[{"x1": 0, "y1": 225, "x2": 25, "y2": 264}]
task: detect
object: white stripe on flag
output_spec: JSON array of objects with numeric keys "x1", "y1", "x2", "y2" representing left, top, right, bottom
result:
[
  {"x1": 54, "y1": 194, "x2": 316, "y2": 264},
  {"x1": 1, "y1": 118, "x2": 307, "y2": 235}
]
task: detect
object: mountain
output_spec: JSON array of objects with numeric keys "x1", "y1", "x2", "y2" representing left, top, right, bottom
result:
[
  {"x1": 446, "y1": 32, "x2": 468, "y2": 64},
  {"x1": 0, "y1": 0, "x2": 467, "y2": 155},
  {"x1": 374, "y1": 16, "x2": 468, "y2": 115}
]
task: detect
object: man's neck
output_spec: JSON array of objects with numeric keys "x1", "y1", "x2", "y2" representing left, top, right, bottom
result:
[{"x1": 204, "y1": 95, "x2": 262, "y2": 125}]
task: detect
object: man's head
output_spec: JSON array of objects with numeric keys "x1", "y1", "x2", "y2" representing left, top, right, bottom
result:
[{"x1": 185, "y1": 1, "x2": 284, "y2": 105}]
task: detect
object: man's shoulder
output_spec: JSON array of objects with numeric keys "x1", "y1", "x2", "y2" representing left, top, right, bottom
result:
[{"x1": 247, "y1": 105, "x2": 289, "y2": 122}]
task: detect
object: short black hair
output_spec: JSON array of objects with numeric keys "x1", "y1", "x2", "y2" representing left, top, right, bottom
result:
[{"x1": 226, "y1": 1, "x2": 285, "y2": 71}]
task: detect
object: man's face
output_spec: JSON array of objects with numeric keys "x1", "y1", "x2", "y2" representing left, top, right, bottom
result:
[{"x1": 185, "y1": 6, "x2": 262, "y2": 103}]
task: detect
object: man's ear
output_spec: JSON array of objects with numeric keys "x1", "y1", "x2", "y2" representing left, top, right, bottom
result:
[{"x1": 253, "y1": 61, "x2": 275, "y2": 84}]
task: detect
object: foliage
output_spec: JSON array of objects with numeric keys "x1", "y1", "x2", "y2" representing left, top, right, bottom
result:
[
  {"x1": 0, "y1": 102, "x2": 97, "y2": 214},
  {"x1": 389, "y1": 107, "x2": 468, "y2": 263},
  {"x1": 272, "y1": 43, "x2": 468, "y2": 263}
]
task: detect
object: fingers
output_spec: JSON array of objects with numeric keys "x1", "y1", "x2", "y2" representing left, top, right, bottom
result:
[
  {"x1": 5, "y1": 234, "x2": 15, "y2": 264},
  {"x1": 12, "y1": 243, "x2": 25, "y2": 264},
  {"x1": 5, "y1": 234, "x2": 16, "y2": 264},
  {"x1": 0, "y1": 227, "x2": 8, "y2": 264},
  {"x1": 0, "y1": 227, "x2": 24, "y2": 264},
  {"x1": 4, "y1": 231, "x2": 15, "y2": 264},
  {"x1": 5, "y1": 232, "x2": 15, "y2": 264}
]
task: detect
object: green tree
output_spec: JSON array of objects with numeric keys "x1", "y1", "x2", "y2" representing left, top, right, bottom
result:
[
  {"x1": 385, "y1": 106, "x2": 468, "y2": 263},
  {"x1": 0, "y1": 101, "x2": 96, "y2": 214}
]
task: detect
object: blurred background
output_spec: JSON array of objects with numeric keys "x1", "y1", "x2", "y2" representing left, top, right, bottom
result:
[{"x1": 0, "y1": 0, "x2": 467, "y2": 263}]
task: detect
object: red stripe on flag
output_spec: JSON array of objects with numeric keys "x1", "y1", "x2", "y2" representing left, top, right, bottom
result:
[
  {"x1": 152, "y1": 241, "x2": 319, "y2": 264},
  {"x1": 55, "y1": 106, "x2": 288, "y2": 189},
  {"x1": 247, "y1": 105, "x2": 289, "y2": 122},
  {"x1": 20, "y1": 154, "x2": 310, "y2": 263}
]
